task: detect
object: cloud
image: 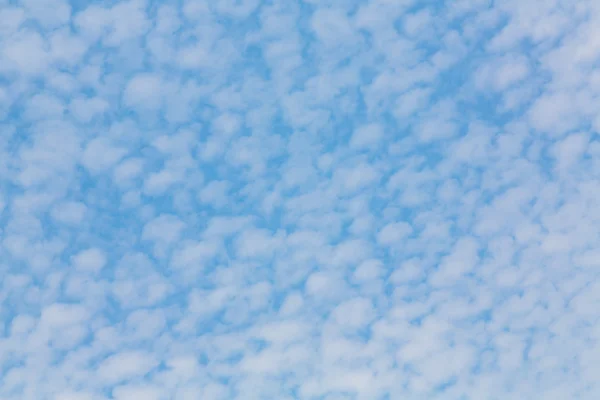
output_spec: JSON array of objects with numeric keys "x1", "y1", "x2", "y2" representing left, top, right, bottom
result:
[
  {"x1": 81, "y1": 138, "x2": 128, "y2": 174},
  {"x1": 72, "y1": 248, "x2": 107, "y2": 274},
  {"x1": 1, "y1": 30, "x2": 50, "y2": 75},
  {"x1": 50, "y1": 201, "x2": 88, "y2": 225},
  {"x1": 474, "y1": 54, "x2": 530, "y2": 92},
  {"x1": 98, "y1": 351, "x2": 159, "y2": 385},
  {"x1": 349, "y1": 123, "x2": 384, "y2": 150},
  {"x1": 123, "y1": 73, "x2": 164, "y2": 111},
  {"x1": 551, "y1": 132, "x2": 589, "y2": 172},
  {"x1": 1, "y1": 0, "x2": 600, "y2": 399}
]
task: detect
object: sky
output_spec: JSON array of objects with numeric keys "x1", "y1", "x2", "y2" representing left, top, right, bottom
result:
[{"x1": 0, "y1": 0, "x2": 599, "y2": 399}]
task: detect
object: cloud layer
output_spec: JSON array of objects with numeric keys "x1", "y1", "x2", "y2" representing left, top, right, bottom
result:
[{"x1": 1, "y1": 0, "x2": 600, "y2": 399}]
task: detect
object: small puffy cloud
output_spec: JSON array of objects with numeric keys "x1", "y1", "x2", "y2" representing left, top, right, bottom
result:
[
  {"x1": 123, "y1": 73, "x2": 163, "y2": 110},
  {"x1": 125, "y1": 309, "x2": 166, "y2": 340},
  {"x1": 404, "y1": 9, "x2": 433, "y2": 36},
  {"x1": 306, "y1": 271, "x2": 345, "y2": 300},
  {"x1": 333, "y1": 162, "x2": 380, "y2": 194},
  {"x1": 415, "y1": 117, "x2": 458, "y2": 143},
  {"x1": 171, "y1": 240, "x2": 221, "y2": 271},
  {"x1": 353, "y1": 259, "x2": 384, "y2": 282},
  {"x1": 81, "y1": 138, "x2": 127, "y2": 174},
  {"x1": 330, "y1": 239, "x2": 372, "y2": 266},
  {"x1": 97, "y1": 351, "x2": 158, "y2": 385},
  {"x1": 551, "y1": 132, "x2": 589, "y2": 171},
  {"x1": 40, "y1": 303, "x2": 89, "y2": 329},
  {"x1": 350, "y1": 123, "x2": 384, "y2": 150},
  {"x1": 279, "y1": 291, "x2": 304, "y2": 316},
  {"x1": 235, "y1": 228, "x2": 282, "y2": 259},
  {"x1": 393, "y1": 87, "x2": 432, "y2": 120},
  {"x1": 203, "y1": 216, "x2": 254, "y2": 238},
  {"x1": 142, "y1": 214, "x2": 186, "y2": 258},
  {"x1": 142, "y1": 214, "x2": 185, "y2": 244},
  {"x1": 430, "y1": 237, "x2": 480, "y2": 286},
  {"x1": 390, "y1": 258, "x2": 424, "y2": 284},
  {"x1": 25, "y1": 94, "x2": 65, "y2": 120},
  {"x1": 50, "y1": 201, "x2": 87, "y2": 225},
  {"x1": 54, "y1": 392, "x2": 97, "y2": 400},
  {"x1": 377, "y1": 222, "x2": 413, "y2": 246},
  {"x1": 74, "y1": 0, "x2": 149, "y2": 45},
  {"x1": 311, "y1": 8, "x2": 357, "y2": 48},
  {"x1": 1, "y1": 30, "x2": 50, "y2": 75},
  {"x1": 112, "y1": 385, "x2": 164, "y2": 400},
  {"x1": 0, "y1": 7, "x2": 26, "y2": 37},
  {"x1": 21, "y1": 0, "x2": 71, "y2": 28},
  {"x1": 10, "y1": 314, "x2": 37, "y2": 336},
  {"x1": 113, "y1": 158, "x2": 145, "y2": 185},
  {"x1": 198, "y1": 180, "x2": 231, "y2": 207},
  {"x1": 474, "y1": 55, "x2": 530, "y2": 92},
  {"x1": 213, "y1": 0, "x2": 260, "y2": 18},
  {"x1": 143, "y1": 169, "x2": 181, "y2": 196},
  {"x1": 50, "y1": 29, "x2": 88, "y2": 66},
  {"x1": 69, "y1": 97, "x2": 109, "y2": 123},
  {"x1": 331, "y1": 297, "x2": 375, "y2": 329},
  {"x1": 72, "y1": 248, "x2": 107, "y2": 274},
  {"x1": 528, "y1": 91, "x2": 579, "y2": 136}
]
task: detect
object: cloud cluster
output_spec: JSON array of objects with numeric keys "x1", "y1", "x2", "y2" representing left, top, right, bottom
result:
[{"x1": 1, "y1": 0, "x2": 599, "y2": 399}]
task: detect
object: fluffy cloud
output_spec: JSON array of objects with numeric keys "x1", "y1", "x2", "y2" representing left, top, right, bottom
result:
[{"x1": 1, "y1": 0, "x2": 599, "y2": 399}]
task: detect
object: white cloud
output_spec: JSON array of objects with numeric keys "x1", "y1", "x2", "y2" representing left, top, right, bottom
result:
[
  {"x1": 214, "y1": 0, "x2": 260, "y2": 18},
  {"x1": 72, "y1": 248, "x2": 107, "y2": 274},
  {"x1": 40, "y1": 303, "x2": 88, "y2": 328},
  {"x1": 390, "y1": 258, "x2": 424, "y2": 284},
  {"x1": 142, "y1": 214, "x2": 185, "y2": 258},
  {"x1": 551, "y1": 132, "x2": 589, "y2": 171},
  {"x1": 81, "y1": 138, "x2": 127, "y2": 174},
  {"x1": 54, "y1": 392, "x2": 97, "y2": 400},
  {"x1": 25, "y1": 94, "x2": 65, "y2": 120},
  {"x1": 350, "y1": 123, "x2": 384, "y2": 150},
  {"x1": 142, "y1": 214, "x2": 185, "y2": 244},
  {"x1": 198, "y1": 180, "x2": 231, "y2": 207},
  {"x1": 278, "y1": 291, "x2": 305, "y2": 316},
  {"x1": 113, "y1": 157, "x2": 145, "y2": 184},
  {"x1": 97, "y1": 351, "x2": 159, "y2": 385},
  {"x1": 415, "y1": 117, "x2": 458, "y2": 142},
  {"x1": 393, "y1": 87, "x2": 432, "y2": 120},
  {"x1": 475, "y1": 55, "x2": 530, "y2": 92},
  {"x1": 0, "y1": 7, "x2": 26, "y2": 36},
  {"x1": 528, "y1": 91, "x2": 579, "y2": 136},
  {"x1": 236, "y1": 228, "x2": 283, "y2": 259},
  {"x1": 331, "y1": 297, "x2": 375, "y2": 329},
  {"x1": 69, "y1": 97, "x2": 109, "y2": 123},
  {"x1": 305, "y1": 271, "x2": 346, "y2": 300},
  {"x1": 1, "y1": 30, "x2": 50, "y2": 75},
  {"x1": 21, "y1": 0, "x2": 71, "y2": 28},
  {"x1": 333, "y1": 162, "x2": 380, "y2": 194},
  {"x1": 124, "y1": 73, "x2": 163, "y2": 110},
  {"x1": 377, "y1": 222, "x2": 413, "y2": 246},
  {"x1": 50, "y1": 201, "x2": 87, "y2": 225},
  {"x1": 403, "y1": 9, "x2": 433, "y2": 38},
  {"x1": 170, "y1": 240, "x2": 221, "y2": 271},
  {"x1": 430, "y1": 237, "x2": 480, "y2": 286},
  {"x1": 352, "y1": 259, "x2": 384, "y2": 282},
  {"x1": 143, "y1": 168, "x2": 184, "y2": 196},
  {"x1": 112, "y1": 385, "x2": 164, "y2": 400},
  {"x1": 2, "y1": 0, "x2": 600, "y2": 398},
  {"x1": 50, "y1": 29, "x2": 88, "y2": 66},
  {"x1": 74, "y1": 0, "x2": 150, "y2": 46}
]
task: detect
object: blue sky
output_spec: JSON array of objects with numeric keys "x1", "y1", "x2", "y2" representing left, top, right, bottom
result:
[{"x1": 1, "y1": 0, "x2": 600, "y2": 399}]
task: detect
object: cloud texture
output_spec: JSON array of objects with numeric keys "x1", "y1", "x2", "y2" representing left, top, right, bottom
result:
[{"x1": 1, "y1": 0, "x2": 600, "y2": 399}]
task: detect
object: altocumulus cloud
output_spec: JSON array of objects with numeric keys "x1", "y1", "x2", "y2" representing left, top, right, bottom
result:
[{"x1": 0, "y1": 0, "x2": 600, "y2": 399}]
